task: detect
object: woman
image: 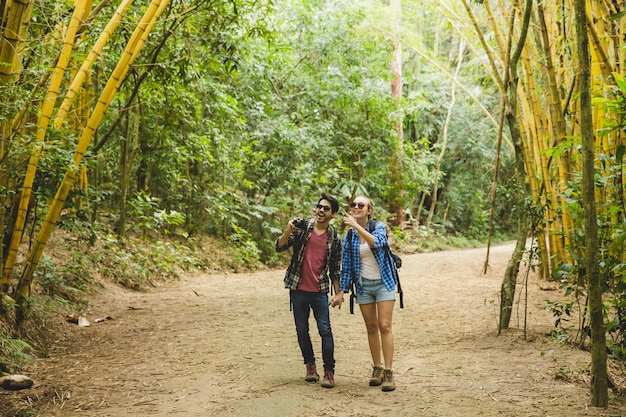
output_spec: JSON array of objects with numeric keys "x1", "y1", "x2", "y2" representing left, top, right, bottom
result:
[{"x1": 330, "y1": 196, "x2": 397, "y2": 392}]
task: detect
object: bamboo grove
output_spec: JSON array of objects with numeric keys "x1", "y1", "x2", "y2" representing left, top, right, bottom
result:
[
  {"x1": 463, "y1": 0, "x2": 625, "y2": 343},
  {"x1": 0, "y1": 0, "x2": 172, "y2": 322},
  {"x1": 438, "y1": 0, "x2": 622, "y2": 280}
]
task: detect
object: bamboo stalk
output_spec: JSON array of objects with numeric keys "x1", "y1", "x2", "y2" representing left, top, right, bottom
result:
[
  {"x1": 53, "y1": 0, "x2": 135, "y2": 128},
  {"x1": 0, "y1": 0, "x2": 34, "y2": 82},
  {"x1": 1, "y1": 1, "x2": 91, "y2": 289}
]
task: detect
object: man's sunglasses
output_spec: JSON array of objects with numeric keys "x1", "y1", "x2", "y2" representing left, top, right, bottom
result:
[
  {"x1": 316, "y1": 204, "x2": 332, "y2": 212},
  {"x1": 350, "y1": 202, "x2": 366, "y2": 209}
]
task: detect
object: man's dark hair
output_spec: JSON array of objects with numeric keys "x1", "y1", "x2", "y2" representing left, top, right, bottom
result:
[{"x1": 319, "y1": 193, "x2": 339, "y2": 213}]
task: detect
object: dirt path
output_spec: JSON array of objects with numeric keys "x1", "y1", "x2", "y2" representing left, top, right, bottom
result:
[{"x1": 3, "y1": 243, "x2": 626, "y2": 416}]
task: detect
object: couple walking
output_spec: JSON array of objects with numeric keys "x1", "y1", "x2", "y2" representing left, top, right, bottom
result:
[{"x1": 275, "y1": 193, "x2": 398, "y2": 391}]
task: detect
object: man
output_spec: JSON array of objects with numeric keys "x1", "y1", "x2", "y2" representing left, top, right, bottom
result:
[{"x1": 276, "y1": 193, "x2": 343, "y2": 388}]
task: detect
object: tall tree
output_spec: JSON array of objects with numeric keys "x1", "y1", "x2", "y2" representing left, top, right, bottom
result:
[
  {"x1": 575, "y1": 0, "x2": 607, "y2": 406},
  {"x1": 426, "y1": 39, "x2": 464, "y2": 229},
  {"x1": 389, "y1": 0, "x2": 404, "y2": 225},
  {"x1": 498, "y1": 0, "x2": 533, "y2": 331}
]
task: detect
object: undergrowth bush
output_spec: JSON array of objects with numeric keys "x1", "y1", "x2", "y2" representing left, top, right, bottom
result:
[{"x1": 0, "y1": 328, "x2": 33, "y2": 374}]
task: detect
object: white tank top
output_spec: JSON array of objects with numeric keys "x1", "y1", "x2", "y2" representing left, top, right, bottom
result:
[{"x1": 359, "y1": 243, "x2": 381, "y2": 280}]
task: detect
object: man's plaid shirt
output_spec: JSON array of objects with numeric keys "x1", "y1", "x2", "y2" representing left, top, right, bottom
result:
[{"x1": 276, "y1": 218, "x2": 342, "y2": 293}]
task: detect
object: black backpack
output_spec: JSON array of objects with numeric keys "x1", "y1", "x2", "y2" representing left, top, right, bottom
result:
[{"x1": 347, "y1": 219, "x2": 404, "y2": 314}]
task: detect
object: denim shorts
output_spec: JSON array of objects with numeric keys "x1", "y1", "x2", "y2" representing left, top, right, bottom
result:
[{"x1": 356, "y1": 278, "x2": 396, "y2": 304}]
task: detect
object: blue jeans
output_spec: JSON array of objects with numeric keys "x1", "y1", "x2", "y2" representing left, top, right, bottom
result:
[{"x1": 290, "y1": 290, "x2": 335, "y2": 372}]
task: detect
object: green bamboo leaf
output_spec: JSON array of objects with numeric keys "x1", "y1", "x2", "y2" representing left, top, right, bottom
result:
[
  {"x1": 613, "y1": 72, "x2": 626, "y2": 94},
  {"x1": 616, "y1": 144, "x2": 625, "y2": 165}
]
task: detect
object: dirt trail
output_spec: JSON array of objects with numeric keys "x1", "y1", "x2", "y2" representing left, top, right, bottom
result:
[{"x1": 3, "y1": 243, "x2": 626, "y2": 416}]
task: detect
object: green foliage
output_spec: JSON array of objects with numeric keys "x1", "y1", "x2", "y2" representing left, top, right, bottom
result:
[
  {"x1": 37, "y1": 255, "x2": 96, "y2": 302},
  {"x1": 542, "y1": 297, "x2": 576, "y2": 332},
  {"x1": 227, "y1": 223, "x2": 262, "y2": 271},
  {"x1": 0, "y1": 329, "x2": 34, "y2": 374},
  {"x1": 128, "y1": 191, "x2": 186, "y2": 235}
]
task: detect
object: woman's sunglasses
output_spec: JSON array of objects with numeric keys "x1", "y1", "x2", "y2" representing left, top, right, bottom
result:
[
  {"x1": 350, "y1": 202, "x2": 366, "y2": 209},
  {"x1": 316, "y1": 204, "x2": 332, "y2": 212}
]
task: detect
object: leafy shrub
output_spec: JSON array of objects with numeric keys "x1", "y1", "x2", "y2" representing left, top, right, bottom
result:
[{"x1": 0, "y1": 328, "x2": 33, "y2": 374}]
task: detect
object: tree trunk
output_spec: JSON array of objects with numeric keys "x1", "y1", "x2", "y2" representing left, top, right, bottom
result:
[
  {"x1": 575, "y1": 0, "x2": 607, "y2": 407},
  {"x1": 498, "y1": 210, "x2": 526, "y2": 333},
  {"x1": 498, "y1": 0, "x2": 533, "y2": 331},
  {"x1": 388, "y1": 0, "x2": 403, "y2": 225},
  {"x1": 427, "y1": 39, "x2": 463, "y2": 229}
]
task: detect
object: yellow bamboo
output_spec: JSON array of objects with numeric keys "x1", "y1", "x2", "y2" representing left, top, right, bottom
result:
[
  {"x1": 483, "y1": 0, "x2": 507, "y2": 61},
  {"x1": 0, "y1": 0, "x2": 34, "y2": 82},
  {"x1": 518, "y1": 51, "x2": 540, "y2": 188},
  {"x1": 588, "y1": 1, "x2": 618, "y2": 229},
  {"x1": 15, "y1": 0, "x2": 169, "y2": 308},
  {"x1": 513, "y1": 2, "x2": 564, "y2": 274},
  {"x1": 53, "y1": 0, "x2": 135, "y2": 128},
  {"x1": 585, "y1": 6, "x2": 614, "y2": 78},
  {"x1": 459, "y1": 0, "x2": 504, "y2": 93},
  {"x1": 0, "y1": 1, "x2": 34, "y2": 288},
  {"x1": 537, "y1": 4, "x2": 575, "y2": 263},
  {"x1": 519, "y1": 41, "x2": 558, "y2": 279},
  {"x1": 1, "y1": 1, "x2": 91, "y2": 288},
  {"x1": 591, "y1": 1, "x2": 615, "y2": 156},
  {"x1": 472, "y1": 0, "x2": 624, "y2": 278},
  {"x1": 476, "y1": 0, "x2": 560, "y2": 276},
  {"x1": 520, "y1": 51, "x2": 552, "y2": 201}
]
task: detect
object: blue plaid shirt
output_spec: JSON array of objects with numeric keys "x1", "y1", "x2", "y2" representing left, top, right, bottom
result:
[
  {"x1": 340, "y1": 220, "x2": 398, "y2": 293},
  {"x1": 276, "y1": 218, "x2": 342, "y2": 293}
]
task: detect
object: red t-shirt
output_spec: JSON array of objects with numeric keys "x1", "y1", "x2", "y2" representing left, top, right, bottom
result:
[{"x1": 298, "y1": 231, "x2": 328, "y2": 292}]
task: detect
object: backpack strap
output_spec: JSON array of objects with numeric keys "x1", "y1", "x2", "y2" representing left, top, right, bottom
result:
[
  {"x1": 366, "y1": 219, "x2": 377, "y2": 233},
  {"x1": 328, "y1": 224, "x2": 338, "y2": 296}
]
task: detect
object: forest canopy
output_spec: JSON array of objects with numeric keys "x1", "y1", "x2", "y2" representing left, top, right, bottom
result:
[{"x1": 1, "y1": 0, "x2": 518, "y2": 283}]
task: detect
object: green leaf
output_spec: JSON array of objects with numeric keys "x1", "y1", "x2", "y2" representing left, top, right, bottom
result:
[
  {"x1": 541, "y1": 140, "x2": 574, "y2": 160},
  {"x1": 617, "y1": 144, "x2": 625, "y2": 165},
  {"x1": 613, "y1": 72, "x2": 626, "y2": 94}
]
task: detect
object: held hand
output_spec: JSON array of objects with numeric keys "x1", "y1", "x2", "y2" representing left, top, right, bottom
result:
[{"x1": 330, "y1": 294, "x2": 344, "y2": 309}]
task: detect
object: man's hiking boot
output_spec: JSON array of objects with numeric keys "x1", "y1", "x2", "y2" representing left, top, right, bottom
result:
[
  {"x1": 321, "y1": 370, "x2": 335, "y2": 388},
  {"x1": 369, "y1": 365, "x2": 384, "y2": 386},
  {"x1": 305, "y1": 364, "x2": 319, "y2": 382},
  {"x1": 381, "y1": 368, "x2": 396, "y2": 392}
]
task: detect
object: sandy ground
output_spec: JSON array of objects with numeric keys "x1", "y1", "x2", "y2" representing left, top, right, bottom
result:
[{"x1": 3, "y1": 243, "x2": 626, "y2": 417}]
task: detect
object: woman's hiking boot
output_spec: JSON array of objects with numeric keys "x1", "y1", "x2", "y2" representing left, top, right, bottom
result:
[
  {"x1": 369, "y1": 365, "x2": 384, "y2": 386},
  {"x1": 305, "y1": 364, "x2": 319, "y2": 382},
  {"x1": 381, "y1": 368, "x2": 396, "y2": 392}
]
